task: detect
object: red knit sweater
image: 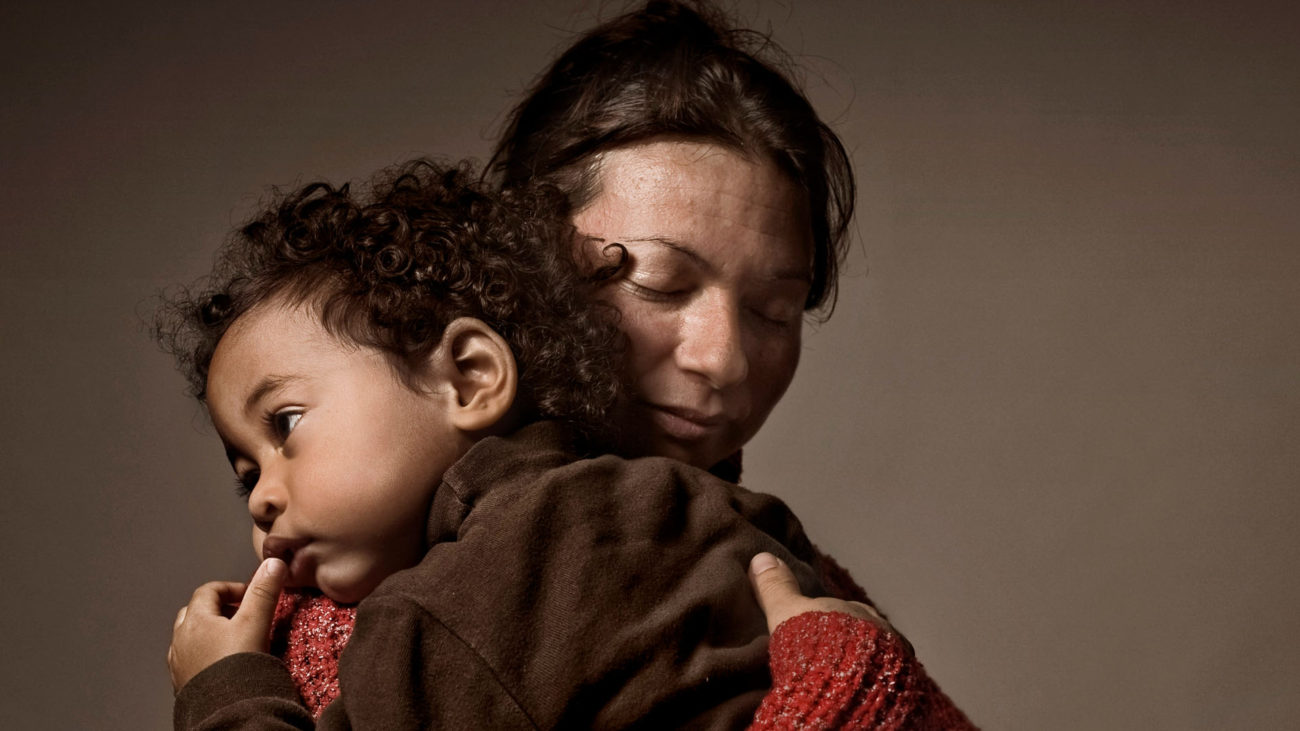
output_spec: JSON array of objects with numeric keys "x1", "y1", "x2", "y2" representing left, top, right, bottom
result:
[
  {"x1": 270, "y1": 555, "x2": 975, "y2": 728},
  {"x1": 270, "y1": 592, "x2": 356, "y2": 719}
]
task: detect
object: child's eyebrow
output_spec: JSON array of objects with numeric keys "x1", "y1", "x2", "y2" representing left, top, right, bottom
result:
[{"x1": 244, "y1": 375, "x2": 303, "y2": 415}]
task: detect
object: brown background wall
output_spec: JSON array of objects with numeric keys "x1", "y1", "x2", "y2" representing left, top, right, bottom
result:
[{"x1": 2, "y1": 1, "x2": 1296, "y2": 728}]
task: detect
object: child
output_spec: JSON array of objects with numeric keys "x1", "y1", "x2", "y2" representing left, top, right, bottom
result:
[{"x1": 160, "y1": 160, "x2": 832, "y2": 728}]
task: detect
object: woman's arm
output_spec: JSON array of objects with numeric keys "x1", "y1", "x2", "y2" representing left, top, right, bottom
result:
[{"x1": 747, "y1": 554, "x2": 978, "y2": 730}]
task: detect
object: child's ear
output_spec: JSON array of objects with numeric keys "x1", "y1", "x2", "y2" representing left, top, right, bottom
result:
[{"x1": 429, "y1": 317, "x2": 518, "y2": 432}]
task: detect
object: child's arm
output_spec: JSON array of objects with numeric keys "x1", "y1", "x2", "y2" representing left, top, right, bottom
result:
[
  {"x1": 169, "y1": 558, "x2": 288, "y2": 691},
  {"x1": 747, "y1": 554, "x2": 979, "y2": 730},
  {"x1": 173, "y1": 570, "x2": 534, "y2": 729},
  {"x1": 171, "y1": 559, "x2": 319, "y2": 729}
]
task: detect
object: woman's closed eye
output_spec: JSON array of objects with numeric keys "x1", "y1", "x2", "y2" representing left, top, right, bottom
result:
[
  {"x1": 749, "y1": 299, "x2": 803, "y2": 327},
  {"x1": 621, "y1": 278, "x2": 688, "y2": 303},
  {"x1": 616, "y1": 248, "x2": 695, "y2": 303}
]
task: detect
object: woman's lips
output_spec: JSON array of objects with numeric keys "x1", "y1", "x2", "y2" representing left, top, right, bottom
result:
[{"x1": 642, "y1": 402, "x2": 726, "y2": 441}]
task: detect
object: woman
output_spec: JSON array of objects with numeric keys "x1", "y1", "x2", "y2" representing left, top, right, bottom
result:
[
  {"x1": 222, "y1": 2, "x2": 973, "y2": 727},
  {"x1": 490, "y1": 1, "x2": 974, "y2": 726}
]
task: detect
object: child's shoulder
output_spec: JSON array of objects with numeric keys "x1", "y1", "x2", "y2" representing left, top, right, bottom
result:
[{"x1": 446, "y1": 420, "x2": 801, "y2": 542}]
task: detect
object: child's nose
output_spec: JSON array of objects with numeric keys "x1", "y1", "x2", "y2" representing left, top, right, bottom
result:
[{"x1": 247, "y1": 475, "x2": 287, "y2": 527}]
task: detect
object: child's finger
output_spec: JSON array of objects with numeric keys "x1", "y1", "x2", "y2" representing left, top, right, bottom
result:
[
  {"x1": 187, "y1": 581, "x2": 248, "y2": 616},
  {"x1": 232, "y1": 558, "x2": 286, "y2": 637}
]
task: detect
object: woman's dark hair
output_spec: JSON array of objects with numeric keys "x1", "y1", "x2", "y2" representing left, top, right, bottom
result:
[
  {"x1": 488, "y1": 0, "x2": 855, "y2": 316},
  {"x1": 156, "y1": 159, "x2": 622, "y2": 430}
]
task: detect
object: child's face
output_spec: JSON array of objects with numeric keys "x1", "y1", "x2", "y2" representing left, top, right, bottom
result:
[{"x1": 205, "y1": 301, "x2": 470, "y2": 604}]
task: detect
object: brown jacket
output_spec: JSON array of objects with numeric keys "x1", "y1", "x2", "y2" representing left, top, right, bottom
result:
[{"x1": 175, "y1": 421, "x2": 825, "y2": 729}]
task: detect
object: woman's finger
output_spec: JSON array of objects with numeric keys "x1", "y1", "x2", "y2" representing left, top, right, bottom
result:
[
  {"x1": 748, "y1": 552, "x2": 804, "y2": 633},
  {"x1": 749, "y1": 553, "x2": 890, "y2": 634}
]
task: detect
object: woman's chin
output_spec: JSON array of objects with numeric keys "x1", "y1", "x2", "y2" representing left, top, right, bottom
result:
[
  {"x1": 646, "y1": 436, "x2": 728, "y2": 472},
  {"x1": 647, "y1": 425, "x2": 736, "y2": 469}
]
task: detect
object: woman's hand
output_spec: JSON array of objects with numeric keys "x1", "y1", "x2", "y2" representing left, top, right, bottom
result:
[
  {"x1": 168, "y1": 558, "x2": 286, "y2": 692},
  {"x1": 748, "y1": 552, "x2": 892, "y2": 634}
]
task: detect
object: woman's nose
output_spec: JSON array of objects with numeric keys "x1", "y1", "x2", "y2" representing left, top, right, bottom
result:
[{"x1": 676, "y1": 295, "x2": 748, "y2": 389}]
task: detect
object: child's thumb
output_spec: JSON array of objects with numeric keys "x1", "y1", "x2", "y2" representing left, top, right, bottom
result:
[{"x1": 235, "y1": 558, "x2": 286, "y2": 638}]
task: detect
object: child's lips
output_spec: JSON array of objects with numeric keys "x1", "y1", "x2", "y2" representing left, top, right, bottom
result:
[
  {"x1": 262, "y1": 535, "x2": 310, "y2": 564},
  {"x1": 262, "y1": 535, "x2": 315, "y2": 587}
]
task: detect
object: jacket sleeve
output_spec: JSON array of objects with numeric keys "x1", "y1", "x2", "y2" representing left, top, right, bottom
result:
[
  {"x1": 748, "y1": 611, "x2": 978, "y2": 730},
  {"x1": 174, "y1": 596, "x2": 538, "y2": 730},
  {"x1": 329, "y1": 594, "x2": 537, "y2": 729},
  {"x1": 173, "y1": 652, "x2": 316, "y2": 730}
]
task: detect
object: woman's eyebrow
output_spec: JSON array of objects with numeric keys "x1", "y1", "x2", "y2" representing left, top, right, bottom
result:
[
  {"x1": 624, "y1": 235, "x2": 708, "y2": 268},
  {"x1": 624, "y1": 235, "x2": 811, "y2": 283}
]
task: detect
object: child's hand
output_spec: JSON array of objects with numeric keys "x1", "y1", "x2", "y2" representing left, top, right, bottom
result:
[
  {"x1": 168, "y1": 558, "x2": 287, "y2": 692},
  {"x1": 748, "y1": 553, "x2": 898, "y2": 638}
]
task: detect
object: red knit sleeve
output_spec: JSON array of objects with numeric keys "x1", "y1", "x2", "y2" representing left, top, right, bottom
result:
[{"x1": 749, "y1": 612, "x2": 977, "y2": 730}]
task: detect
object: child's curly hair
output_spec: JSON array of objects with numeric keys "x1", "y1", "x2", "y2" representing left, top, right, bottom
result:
[{"x1": 156, "y1": 159, "x2": 623, "y2": 430}]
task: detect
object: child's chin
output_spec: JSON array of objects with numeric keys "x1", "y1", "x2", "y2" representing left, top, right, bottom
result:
[
  {"x1": 313, "y1": 575, "x2": 372, "y2": 605},
  {"x1": 312, "y1": 584, "x2": 358, "y2": 605}
]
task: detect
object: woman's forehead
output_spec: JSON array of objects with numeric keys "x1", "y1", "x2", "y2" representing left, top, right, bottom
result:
[{"x1": 580, "y1": 139, "x2": 813, "y2": 270}]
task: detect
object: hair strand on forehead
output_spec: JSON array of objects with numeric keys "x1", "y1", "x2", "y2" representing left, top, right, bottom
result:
[{"x1": 487, "y1": 0, "x2": 855, "y2": 320}]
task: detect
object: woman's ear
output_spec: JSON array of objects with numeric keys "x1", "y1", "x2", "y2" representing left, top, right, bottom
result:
[{"x1": 428, "y1": 317, "x2": 518, "y2": 433}]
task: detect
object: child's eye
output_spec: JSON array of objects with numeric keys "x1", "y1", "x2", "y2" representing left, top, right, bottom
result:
[
  {"x1": 269, "y1": 409, "x2": 303, "y2": 440},
  {"x1": 234, "y1": 469, "x2": 260, "y2": 500}
]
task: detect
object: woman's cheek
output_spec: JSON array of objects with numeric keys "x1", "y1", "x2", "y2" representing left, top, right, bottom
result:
[
  {"x1": 603, "y1": 291, "x2": 678, "y2": 369},
  {"x1": 750, "y1": 325, "x2": 802, "y2": 402}
]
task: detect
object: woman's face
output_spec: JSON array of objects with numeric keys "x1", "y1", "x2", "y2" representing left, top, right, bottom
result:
[{"x1": 573, "y1": 139, "x2": 814, "y2": 470}]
